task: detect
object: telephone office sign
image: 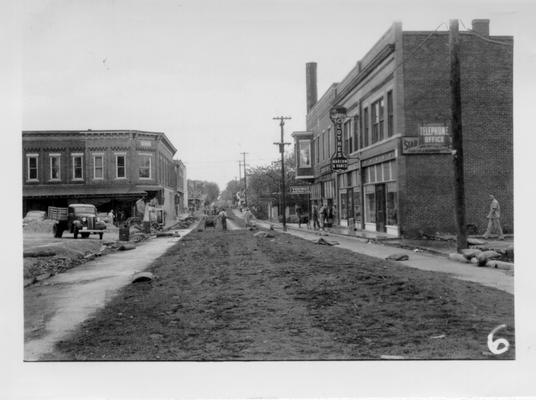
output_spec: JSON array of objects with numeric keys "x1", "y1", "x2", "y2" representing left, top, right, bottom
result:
[
  {"x1": 402, "y1": 123, "x2": 452, "y2": 154},
  {"x1": 329, "y1": 106, "x2": 349, "y2": 172}
]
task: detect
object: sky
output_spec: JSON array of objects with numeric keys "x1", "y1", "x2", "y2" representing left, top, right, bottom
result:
[{"x1": 20, "y1": 0, "x2": 536, "y2": 192}]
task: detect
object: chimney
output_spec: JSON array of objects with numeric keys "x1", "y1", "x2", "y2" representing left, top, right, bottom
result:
[
  {"x1": 306, "y1": 62, "x2": 318, "y2": 113},
  {"x1": 471, "y1": 19, "x2": 490, "y2": 37}
]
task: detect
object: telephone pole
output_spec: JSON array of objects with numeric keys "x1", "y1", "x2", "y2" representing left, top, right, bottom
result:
[
  {"x1": 241, "y1": 152, "x2": 248, "y2": 207},
  {"x1": 273, "y1": 116, "x2": 291, "y2": 231},
  {"x1": 449, "y1": 19, "x2": 467, "y2": 251}
]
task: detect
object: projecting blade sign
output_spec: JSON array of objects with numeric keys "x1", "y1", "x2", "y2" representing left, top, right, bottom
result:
[{"x1": 329, "y1": 106, "x2": 348, "y2": 171}]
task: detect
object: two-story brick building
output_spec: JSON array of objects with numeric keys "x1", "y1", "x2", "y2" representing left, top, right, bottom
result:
[
  {"x1": 22, "y1": 130, "x2": 183, "y2": 221},
  {"x1": 295, "y1": 19, "x2": 513, "y2": 238}
]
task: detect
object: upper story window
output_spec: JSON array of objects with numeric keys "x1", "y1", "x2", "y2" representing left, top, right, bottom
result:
[
  {"x1": 363, "y1": 107, "x2": 369, "y2": 148},
  {"x1": 371, "y1": 97, "x2": 385, "y2": 144},
  {"x1": 49, "y1": 154, "x2": 61, "y2": 181},
  {"x1": 116, "y1": 154, "x2": 126, "y2": 179},
  {"x1": 72, "y1": 153, "x2": 83, "y2": 180},
  {"x1": 387, "y1": 90, "x2": 394, "y2": 137},
  {"x1": 93, "y1": 154, "x2": 104, "y2": 180},
  {"x1": 327, "y1": 127, "x2": 331, "y2": 158},
  {"x1": 139, "y1": 154, "x2": 152, "y2": 179},
  {"x1": 315, "y1": 137, "x2": 319, "y2": 164},
  {"x1": 343, "y1": 120, "x2": 352, "y2": 155},
  {"x1": 26, "y1": 154, "x2": 39, "y2": 182},
  {"x1": 352, "y1": 116, "x2": 359, "y2": 152}
]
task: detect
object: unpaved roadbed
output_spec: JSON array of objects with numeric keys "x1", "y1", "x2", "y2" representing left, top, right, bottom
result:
[{"x1": 55, "y1": 228, "x2": 515, "y2": 360}]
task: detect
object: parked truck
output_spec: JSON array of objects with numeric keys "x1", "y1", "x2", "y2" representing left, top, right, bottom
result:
[{"x1": 48, "y1": 204, "x2": 106, "y2": 239}]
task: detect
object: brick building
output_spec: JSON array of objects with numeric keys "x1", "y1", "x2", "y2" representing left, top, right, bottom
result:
[
  {"x1": 174, "y1": 159, "x2": 188, "y2": 214},
  {"x1": 22, "y1": 130, "x2": 184, "y2": 221},
  {"x1": 295, "y1": 19, "x2": 513, "y2": 238}
]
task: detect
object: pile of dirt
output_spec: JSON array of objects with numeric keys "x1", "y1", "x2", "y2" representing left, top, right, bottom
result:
[
  {"x1": 23, "y1": 241, "x2": 113, "y2": 285},
  {"x1": 23, "y1": 219, "x2": 55, "y2": 234}
]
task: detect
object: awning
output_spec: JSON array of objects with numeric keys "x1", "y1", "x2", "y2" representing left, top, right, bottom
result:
[{"x1": 23, "y1": 185, "x2": 147, "y2": 199}]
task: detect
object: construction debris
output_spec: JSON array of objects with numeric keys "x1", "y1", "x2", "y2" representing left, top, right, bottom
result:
[
  {"x1": 131, "y1": 272, "x2": 154, "y2": 283},
  {"x1": 386, "y1": 253, "x2": 409, "y2": 261},
  {"x1": 315, "y1": 238, "x2": 340, "y2": 246}
]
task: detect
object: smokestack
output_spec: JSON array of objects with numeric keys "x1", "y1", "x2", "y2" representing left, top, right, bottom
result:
[{"x1": 306, "y1": 62, "x2": 318, "y2": 113}]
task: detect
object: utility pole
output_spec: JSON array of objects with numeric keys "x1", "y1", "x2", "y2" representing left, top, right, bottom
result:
[
  {"x1": 273, "y1": 116, "x2": 292, "y2": 231},
  {"x1": 449, "y1": 19, "x2": 467, "y2": 251},
  {"x1": 241, "y1": 152, "x2": 248, "y2": 207},
  {"x1": 238, "y1": 160, "x2": 242, "y2": 184}
]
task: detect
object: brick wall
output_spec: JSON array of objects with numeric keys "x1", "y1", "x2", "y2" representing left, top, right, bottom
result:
[{"x1": 400, "y1": 32, "x2": 513, "y2": 237}]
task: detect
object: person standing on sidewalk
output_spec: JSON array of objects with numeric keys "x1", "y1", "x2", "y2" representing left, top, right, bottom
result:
[
  {"x1": 483, "y1": 194, "x2": 504, "y2": 240},
  {"x1": 312, "y1": 205, "x2": 320, "y2": 231},
  {"x1": 244, "y1": 208, "x2": 253, "y2": 228},
  {"x1": 319, "y1": 204, "x2": 328, "y2": 230}
]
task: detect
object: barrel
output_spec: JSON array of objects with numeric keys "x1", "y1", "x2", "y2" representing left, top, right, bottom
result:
[{"x1": 119, "y1": 227, "x2": 130, "y2": 241}]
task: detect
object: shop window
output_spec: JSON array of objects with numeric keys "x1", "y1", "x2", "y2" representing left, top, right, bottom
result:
[
  {"x1": 364, "y1": 186, "x2": 376, "y2": 223},
  {"x1": 49, "y1": 154, "x2": 61, "y2": 181},
  {"x1": 139, "y1": 154, "x2": 152, "y2": 179},
  {"x1": 376, "y1": 164, "x2": 383, "y2": 182},
  {"x1": 387, "y1": 90, "x2": 394, "y2": 137},
  {"x1": 353, "y1": 191, "x2": 362, "y2": 224},
  {"x1": 386, "y1": 182, "x2": 398, "y2": 226},
  {"x1": 347, "y1": 171, "x2": 353, "y2": 187},
  {"x1": 72, "y1": 154, "x2": 83, "y2": 180},
  {"x1": 340, "y1": 191, "x2": 347, "y2": 219},
  {"x1": 383, "y1": 162, "x2": 391, "y2": 182},
  {"x1": 93, "y1": 154, "x2": 104, "y2": 179},
  {"x1": 27, "y1": 154, "x2": 38, "y2": 181}
]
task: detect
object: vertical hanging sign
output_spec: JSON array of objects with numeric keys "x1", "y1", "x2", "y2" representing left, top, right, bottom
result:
[{"x1": 330, "y1": 106, "x2": 348, "y2": 171}]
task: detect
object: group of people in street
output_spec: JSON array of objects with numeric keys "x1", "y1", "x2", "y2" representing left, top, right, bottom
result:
[{"x1": 294, "y1": 203, "x2": 333, "y2": 231}]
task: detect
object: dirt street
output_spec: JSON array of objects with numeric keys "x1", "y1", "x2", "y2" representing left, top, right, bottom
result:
[{"x1": 53, "y1": 223, "x2": 515, "y2": 360}]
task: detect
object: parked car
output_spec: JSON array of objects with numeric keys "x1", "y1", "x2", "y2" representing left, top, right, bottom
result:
[{"x1": 49, "y1": 204, "x2": 106, "y2": 239}]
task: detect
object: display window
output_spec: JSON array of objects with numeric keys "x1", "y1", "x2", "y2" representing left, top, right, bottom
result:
[
  {"x1": 386, "y1": 182, "x2": 398, "y2": 226},
  {"x1": 353, "y1": 191, "x2": 362, "y2": 224},
  {"x1": 364, "y1": 185, "x2": 376, "y2": 223}
]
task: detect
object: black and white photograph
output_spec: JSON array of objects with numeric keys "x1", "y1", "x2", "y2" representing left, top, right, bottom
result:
[{"x1": 4, "y1": 0, "x2": 536, "y2": 398}]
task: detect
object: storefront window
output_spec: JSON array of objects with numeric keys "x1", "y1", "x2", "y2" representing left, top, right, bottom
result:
[
  {"x1": 353, "y1": 191, "x2": 361, "y2": 224},
  {"x1": 386, "y1": 182, "x2": 398, "y2": 226},
  {"x1": 365, "y1": 186, "x2": 376, "y2": 223},
  {"x1": 340, "y1": 191, "x2": 347, "y2": 219}
]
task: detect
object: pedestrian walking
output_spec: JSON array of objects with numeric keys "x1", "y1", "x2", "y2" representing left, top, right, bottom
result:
[
  {"x1": 244, "y1": 208, "x2": 253, "y2": 228},
  {"x1": 483, "y1": 194, "x2": 504, "y2": 240},
  {"x1": 312, "y1": 205, "x2": 320, "y2": 231},
  {"x1": 218, "y1": 209, "x2": 228, "y2": 231},
  {"x1": 320, "y1": 205, "x2": 328, "y2": 230}
]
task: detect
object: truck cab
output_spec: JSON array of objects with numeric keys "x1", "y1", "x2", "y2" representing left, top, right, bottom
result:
[{"x1": 52, "y1": 204, "x2": 106, "y2": 239}]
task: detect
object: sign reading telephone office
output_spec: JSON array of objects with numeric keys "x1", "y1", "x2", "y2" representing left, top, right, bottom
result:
[{"x1": 402, "y1": 123, "x2": 452, "y2": 154}]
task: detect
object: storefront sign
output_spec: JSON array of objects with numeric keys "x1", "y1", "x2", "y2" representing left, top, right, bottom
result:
[
  {"x1": 289, "y1": 185, "x2": 311, "y2": 194},
  {"x1": 402, "y1": 124, "x2": 451, "y2": 154},
  {"x1": 361, "y1": 150, "x2": 396, "y2": 167},
  {"x1": 329, "y1": 106, "x2": 348, "y2": 172}
]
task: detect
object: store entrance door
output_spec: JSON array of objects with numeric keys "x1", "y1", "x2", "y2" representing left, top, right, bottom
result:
[{"x1": 375, "y1": 183, "x2": 386, "y2": 232}]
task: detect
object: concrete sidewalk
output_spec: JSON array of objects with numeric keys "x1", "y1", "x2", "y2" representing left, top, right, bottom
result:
[{"x1": 232, "y1": 209, "x2": 513, "y2": 295}]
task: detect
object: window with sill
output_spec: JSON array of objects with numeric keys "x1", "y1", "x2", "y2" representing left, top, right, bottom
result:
[
  {"x1": 27, "y1": 155, "x2": 38, "y2": 181},
  {"x1": 49, "y1": 155, "x2": 61, "y2": 181},
  {"x1": 139, "y1": 154, "x2": 151, "y2": 179},
  {"x1": 72, "y1": 155, "x2": 83, "y2": 180},
  {"x1": 116, "y1": 155, "x2": 126, "y2": 178},
  {"x1": 371, "y1": 97, "x2": 385, "y2": 144},
  {"x1": 93, "y1": 155, "x2": 104, "y2": 179}
]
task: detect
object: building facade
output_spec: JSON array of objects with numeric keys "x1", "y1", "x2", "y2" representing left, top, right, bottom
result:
[
  {"x1": 22, "y1": 130, "x2": 182, "y2": 221},
  {"x1": 295, "y1": 19, "x2": 513, "y2": 238},
  {"x1": 174, "y1": 159, "x2": 188, "y2": 214}
]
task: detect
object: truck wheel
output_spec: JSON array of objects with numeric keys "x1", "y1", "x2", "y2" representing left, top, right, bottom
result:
[
  {"x1": 57, "y1": 228, "x2": 63, "y2": 238},
  {"x1": 99, "y1": 232, "x2": 103, "y2": 240},
  {"x1": 53, "y1": 224, "x2": 59, "y2": 238},
  {"x1": 74, "y1": 229, "x2": 79, "y2": 239},
  {"x1": 81, "y1": 232, "x2": 90, "y2": 239}
]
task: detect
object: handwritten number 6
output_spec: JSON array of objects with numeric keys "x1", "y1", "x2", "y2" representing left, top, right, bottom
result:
[{"x1": 487, "y1": 324, "x2": 510, "y2": 355}]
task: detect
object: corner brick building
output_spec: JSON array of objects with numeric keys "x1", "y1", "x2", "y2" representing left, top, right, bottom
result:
[
  {"x1": 22, "y1": 130, "x2": 184, "y2": 221},
  {"x1": 296, "y1": 19, "x2": 512, "y2": 238}
]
